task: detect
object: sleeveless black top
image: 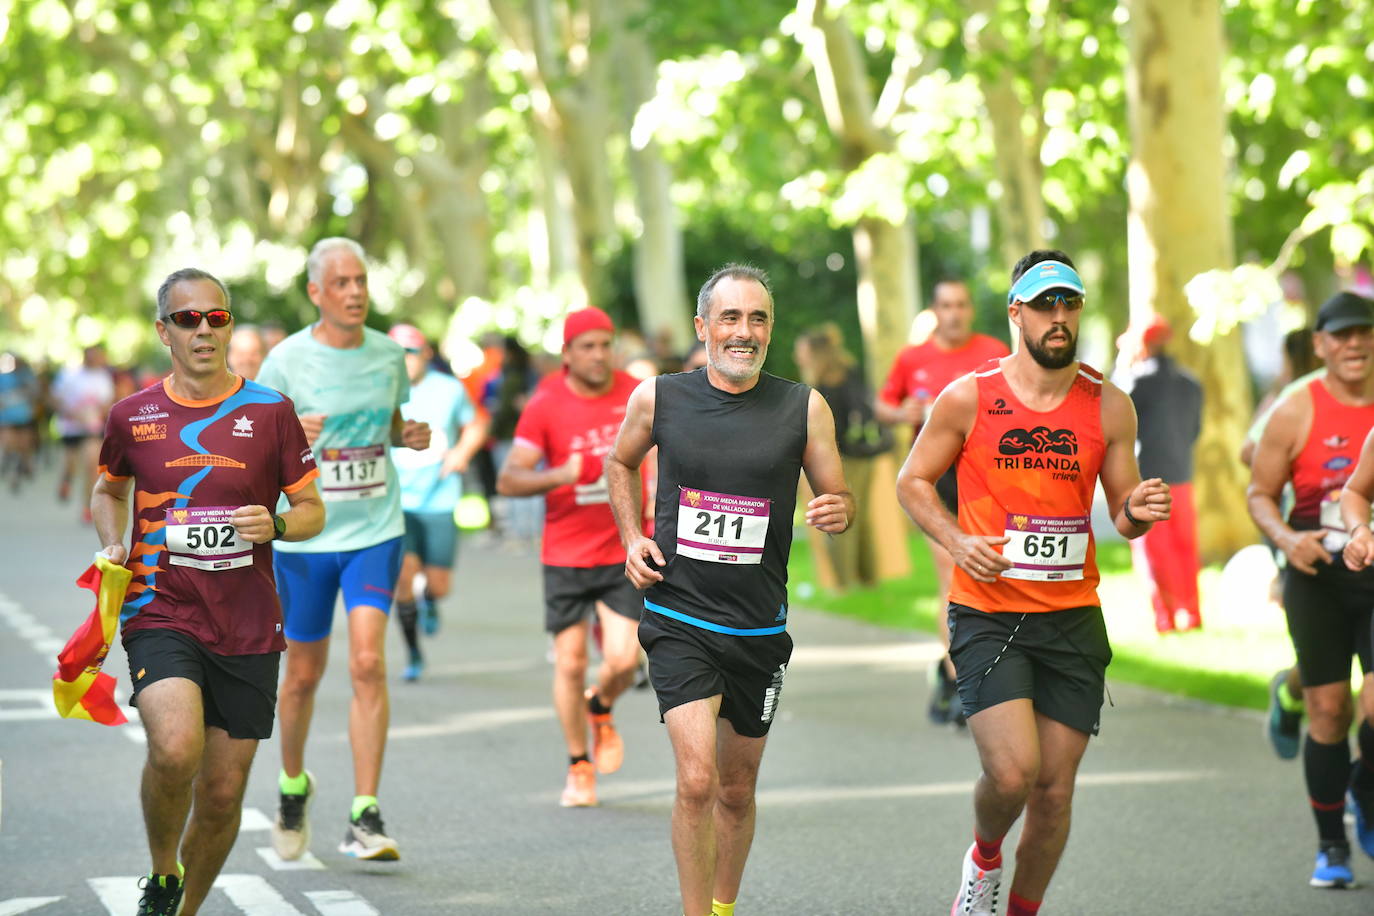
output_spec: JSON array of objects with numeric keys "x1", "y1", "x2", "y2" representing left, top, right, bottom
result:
[{"x1": 647, "y1": 368, "x2": 811, "y2": 633}]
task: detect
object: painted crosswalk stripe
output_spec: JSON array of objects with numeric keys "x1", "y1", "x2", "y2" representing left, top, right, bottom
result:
[
  {"x1": 90, "y1": 875, "x2": 307, "y2": 915},
  {"x1": 239, "y1": 806, "x2": 273, "y2": 832},
  {"x1": 215, "y1": 875, "x2": 306, "y2": 915},
  {"x1": 256, "y1": 846, "x2": 327, "y2": 871},
  {"x1": 304, "y1": 890, "x2": 379, "y2": 916},
  {"x1": 0, "y1": 898, "x2": 64, "y2": 916}
]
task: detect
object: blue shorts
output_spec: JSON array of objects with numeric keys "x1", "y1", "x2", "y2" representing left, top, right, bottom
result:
[
  {"x1": 274, "y1": 537, "x2": 404, "y2": 643},
  {"x1": 402, "y1": 511, "x2": 459, "y2": 569}
]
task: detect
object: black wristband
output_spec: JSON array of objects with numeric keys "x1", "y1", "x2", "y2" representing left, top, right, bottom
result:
[{"x1": 1122, "y1": 500, "x2": 1146, "y2": 527}]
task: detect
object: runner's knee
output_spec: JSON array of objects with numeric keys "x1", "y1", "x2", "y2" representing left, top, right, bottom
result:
[
  {"x1": 147, "y1": 740, "x2": 200, "y2": 783},
  {"x1": 676, "y1": 762, "x2": 718, "y2": 810},
  {"x1": 349, "y1": 647, "x2": 386, "y2": 685}
]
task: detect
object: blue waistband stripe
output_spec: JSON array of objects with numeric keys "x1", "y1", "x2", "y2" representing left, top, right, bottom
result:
[{"x1": 644, "y1": 599, "x2": 787, "y2": 636}]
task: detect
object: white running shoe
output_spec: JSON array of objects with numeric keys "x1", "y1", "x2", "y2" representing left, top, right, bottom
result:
[
  {"x1": 271, "y1": 771, "x2": 315, "y2": 861},
  {"x1": 339, "y1": 804, "x2": 400, "y2": 861},
  {"x1": 950, "y1": 843, "x2": 1002, "y2": 915}
]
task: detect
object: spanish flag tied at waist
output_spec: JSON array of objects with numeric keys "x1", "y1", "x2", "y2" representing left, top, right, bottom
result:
[{"x1": 52, "y1": 553, "x2": 130, "y2": 726}]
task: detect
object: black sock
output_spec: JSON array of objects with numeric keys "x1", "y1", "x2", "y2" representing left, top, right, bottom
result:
[
  {"x1": 1305, "y1": 733, "x2": 1351, "y2": 844},
  {"x1": 1352, "y1": 722, "x2": 1374, "y2": 792},
  {"x1": 396, "y1": 600, "x2": 420, "y2": 654},
  {"x1": 570, "y1": 754, "x2": 590, "y2": 766},
  {"x1": 587, "y1": 691, "x2": 611, "y2": 716}
]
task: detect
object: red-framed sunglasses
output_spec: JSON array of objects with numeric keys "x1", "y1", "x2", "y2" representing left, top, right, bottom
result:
[{"x1": 163, "y1": 308, "x2": 233, "y2": 329}]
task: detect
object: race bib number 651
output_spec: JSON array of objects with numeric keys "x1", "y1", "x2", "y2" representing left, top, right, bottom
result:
[
  {"x1": 676, "y1": 487, "x2": 769, "y2": 565},
  {"x1": 1001, "y1": 513, "x2": 1089, "y2": 581}
]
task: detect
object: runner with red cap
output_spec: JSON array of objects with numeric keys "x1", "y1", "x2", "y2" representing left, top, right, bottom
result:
[
  {"x1": 387, "y1": 324, "x2": 489, "y2": 680},
  {"x1": 496, "y1": 306, "x2": 645, "y2": 806}
]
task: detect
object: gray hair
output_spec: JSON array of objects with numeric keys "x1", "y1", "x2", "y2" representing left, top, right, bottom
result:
[
  {"x1": 156, "y1": 268, "x2": 230, "y2": 318},
  {"x1": 306, "y1": 237, "x2": 368, "y2": 286},
  {"x1": 696, "y1": 263, "x2": 773, "y2": 320}
]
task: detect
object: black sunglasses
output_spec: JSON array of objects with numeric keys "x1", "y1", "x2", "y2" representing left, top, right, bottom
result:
[
  {"x1": 164, "y1": 308, "x2": 233, "y2": 329},
  {"x1": 1024, "y1": 292, "x2": 1084, "y2": 312}
]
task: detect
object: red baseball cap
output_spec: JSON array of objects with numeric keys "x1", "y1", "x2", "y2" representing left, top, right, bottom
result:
[
  {"x1": 388, "y1": 324, "x2": 427, "y2": 351},
  {"x1": 563, "y1": 307, "x2": 615, "y2": 347}
]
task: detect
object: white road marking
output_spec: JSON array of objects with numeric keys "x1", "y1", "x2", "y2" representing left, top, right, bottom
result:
[
  {"x1": 0, "y1": 689, "x2": 55, "y2": 721},
  {"x1": 239, "y1": 806, "x2": 273, "y2": 832},
  {"x1": 0, "y1": 898, "x2": 64, "y2": 915},
  {"x1": 387, "y1": 705, "x2": 552, "y2": 740},
  {"x1": 0, "y1": 588, "x2": 145, "y2": 742},
  {"x1": 788, "y1": 641, "x2": 945, "y2": 669},
  {"x1": 90, "y1": 875, "x2": 315, "y2": 915},
  {"x1": 256, "y1": 847, "x2": 327, "y2": 871},
  {"x1": 304, "y1": 890, "x2": 379, "y2": 916},
  {"x1": 214, "y1": 874, "x2": 306, "y2": 914},
  {"x1": 760, "y1": 769, "x2": 1219, "y2": 806}
]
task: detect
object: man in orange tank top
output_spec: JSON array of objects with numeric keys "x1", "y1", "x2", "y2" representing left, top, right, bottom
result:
[
  {"x1": 897, "y1": 250, "x2": 1171, "y2": 916},
  {"x1": 1250, "y1": 291, "x2": 1374, "y2": 889}
]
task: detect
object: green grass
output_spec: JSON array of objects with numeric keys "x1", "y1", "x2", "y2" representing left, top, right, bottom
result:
[{"x1": 789, "y1": 535, "x2": 1295, "y2": 711}]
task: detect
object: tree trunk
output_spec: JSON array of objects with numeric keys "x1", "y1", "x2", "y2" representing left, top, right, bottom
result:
[
  {"x1": 612, "y1": 0, "x2": 692, "y2": 352},
  {"x1": 1127, "y1": 0, "x2": 1251, "y2": 562}
]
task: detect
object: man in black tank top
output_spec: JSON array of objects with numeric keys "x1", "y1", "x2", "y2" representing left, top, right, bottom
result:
[{"x1": 607, "y1": 264, "x2": 853, "y2": 916}]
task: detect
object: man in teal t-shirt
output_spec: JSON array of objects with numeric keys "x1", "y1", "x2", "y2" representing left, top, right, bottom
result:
[
  {"x1": 255, "y1": 238, "x2": 431, "y2": 864},
  {"x1": 387, "y1": 323, "x2": 488, "y2": 680}
]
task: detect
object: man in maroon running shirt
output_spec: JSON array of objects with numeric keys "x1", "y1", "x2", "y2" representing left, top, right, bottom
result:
[
  {"x1": 877, "y1": 277, "x2": 1009, "y2": 726},
  {"x1": 91, "y1": 268, "x2": 325, "y2": 916},
  {"x1": 497, "y1": 307, "x2": 646, "y2": 807}
]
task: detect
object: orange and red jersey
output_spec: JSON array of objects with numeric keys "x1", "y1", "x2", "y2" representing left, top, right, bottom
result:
[
  {"x1": 1288, "y1": 376, "x2": 1374, "y2": 534},
  {"x1": 880, "y1": 334, "x2": 1010, "y2": 413},
  {"x1": 949, "y1": 360, "x2": 1106, "y2": 613},
  {"x1": 513, "y1": 369, "x2": 639, "y2": 567},
  {"x1": 98, "y1": 377, "x2": 318, "y2": 655}
]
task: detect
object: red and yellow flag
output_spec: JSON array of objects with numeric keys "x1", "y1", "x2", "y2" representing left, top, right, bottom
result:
[{"x1": 52, "y1": 554, "x2": 131, "y2": 726}]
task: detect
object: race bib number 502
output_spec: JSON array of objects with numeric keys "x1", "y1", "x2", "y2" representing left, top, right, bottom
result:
[
  {"x1": 676, "y1": 487, "x2": 769, "y2": 565},
  {"x1": 165, "y1": 506, "x2": 253, "y2": 571}
]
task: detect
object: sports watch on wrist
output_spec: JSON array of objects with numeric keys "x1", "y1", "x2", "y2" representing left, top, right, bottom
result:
[{"x1": 272, "y1": 514, "x2": 287, "y2": 540}]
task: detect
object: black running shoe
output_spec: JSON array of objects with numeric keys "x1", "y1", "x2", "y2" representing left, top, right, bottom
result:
[
  {"x1": 339, "y1": 804, "x2": 400, "y2": 861},
  {"x1": 928, "y1": 661, "x2": 957, "y2": 724},
  {"x1": 136, "y1": 872, "x2": 184, "y2": 916}
]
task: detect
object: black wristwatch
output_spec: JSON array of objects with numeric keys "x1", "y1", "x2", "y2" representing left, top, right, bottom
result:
[{"x1": 272, "y1": 514, "x2": 287, "y2": 540}]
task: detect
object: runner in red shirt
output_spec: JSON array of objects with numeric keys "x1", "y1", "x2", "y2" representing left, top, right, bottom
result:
[
  {"x1": 91, "y1": 269, "x2": 324, "y2": 916},
  {"x1": 878, "y1": 278, "x2": 1009, "y2": 726},
  {"x1": 497, "y1": 307, "x2": 645, "y2": 807}
]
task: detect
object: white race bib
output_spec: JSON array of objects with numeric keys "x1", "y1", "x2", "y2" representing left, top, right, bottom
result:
[
  {"x1": 1320, "y1": 491, "x2": 1349, "y2": 551},
  {"x1": 319, "y1": 444, "x2": 388, "y2": 502},
  {"x1": 165, "y1": 506, "x2": 253, "y2": 572},
  {"x1": 574, "y1": 472, "x2": 610, "y2": 506},
  {"x1": 1001, "y1": 513, "x2": 1090, "y2": 581},
  {"x1": 676, "y1": 487, "x2": 769, "y2": 565}
]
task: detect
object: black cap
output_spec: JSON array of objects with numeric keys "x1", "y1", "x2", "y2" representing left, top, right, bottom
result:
[{"x1": 1315, "y1": 292, "x2": 1374, "y2": 333}]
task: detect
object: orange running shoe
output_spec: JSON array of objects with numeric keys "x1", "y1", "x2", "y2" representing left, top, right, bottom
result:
[
  {"x1": 586, "y1": 690, "x2": 624, "y2": 775},
  {"x1": 560, "y1": 760, "x2": 597, "y2": 807}
]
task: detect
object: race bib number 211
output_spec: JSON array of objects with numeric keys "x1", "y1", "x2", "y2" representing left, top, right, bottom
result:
[{"x1": 676, "y1": 487, "x2": 769, "y2": 565}]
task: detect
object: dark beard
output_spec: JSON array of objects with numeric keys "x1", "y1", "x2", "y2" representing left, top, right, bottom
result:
[{"x1": 1024, "y1": 328, "x2": 1077, "y2": 370}]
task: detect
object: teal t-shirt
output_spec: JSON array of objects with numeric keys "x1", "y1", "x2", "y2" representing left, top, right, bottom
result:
[
  {"x1": 393, "y1": 370, "x2": 476, "y2": 514},
  {"x1": 258, "y1": 325, "x2": 409, "y2": 552}
]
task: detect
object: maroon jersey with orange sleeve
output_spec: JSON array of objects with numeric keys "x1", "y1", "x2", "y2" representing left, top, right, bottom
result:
[
  {"x1": 513, "y1": 370, "x2": 638, "y2": 567},
  {"x1": 98, "y1": 377, "x2": 319, "y2": 655},
  {"x1": 948, "y1": 359, "x2": 1106, "y2": 614},
  {"x1": 1288, "y1": 377, "x2": 1374, "y2": 536}
]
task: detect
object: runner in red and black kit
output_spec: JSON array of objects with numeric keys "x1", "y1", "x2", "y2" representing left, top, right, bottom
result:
[
  {"x1": 878, "y1": 278, "x2": 1009, "y2": 725},
  {"x1": 607, "y1": 265, "x2": 852, "y2": 916},
  {"x1": 1249, "y1": 291, "x2": 1374, "y2": 888},
  {"x1": 91, "y1": 269, "x2": 324, "y2": 916},
  {"x1": 898, "y1": 251, "x2": 1169, "y2": 916},
  {"x1": 497, "y1": 307, "x2": 645, "y2": 807}
]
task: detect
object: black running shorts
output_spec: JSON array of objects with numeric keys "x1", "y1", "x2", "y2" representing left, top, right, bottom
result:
[
  {"x1": 124, "y1": 628, "x2": 280, "y2": 740},
  {"x1": 1282, "y1": 563, "x2": 1374, "y2": 688},
  {"x1": 948, "y1": 603, "x2": 1111, "y2": 736},
  {"x1": 638, "y1": 610, "x2": 793, "y2": 739},
  {"x1": 543, "y1": 563, "x2": 642, "y2": 634}
]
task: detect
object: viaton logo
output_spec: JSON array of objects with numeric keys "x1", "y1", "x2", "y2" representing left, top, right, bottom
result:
[{"x1": 986, "y1": 397, "x2": 1013, "y2": 416}]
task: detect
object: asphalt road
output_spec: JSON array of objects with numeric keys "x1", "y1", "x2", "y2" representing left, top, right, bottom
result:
[{"x1": 0, "y1": 463, "x2": 1369, "y2": 915}]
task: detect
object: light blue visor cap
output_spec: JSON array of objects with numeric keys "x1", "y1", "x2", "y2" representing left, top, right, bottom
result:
[{"x1": 1008, "y1": 260, "x2": 1086, "y2": 303}]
